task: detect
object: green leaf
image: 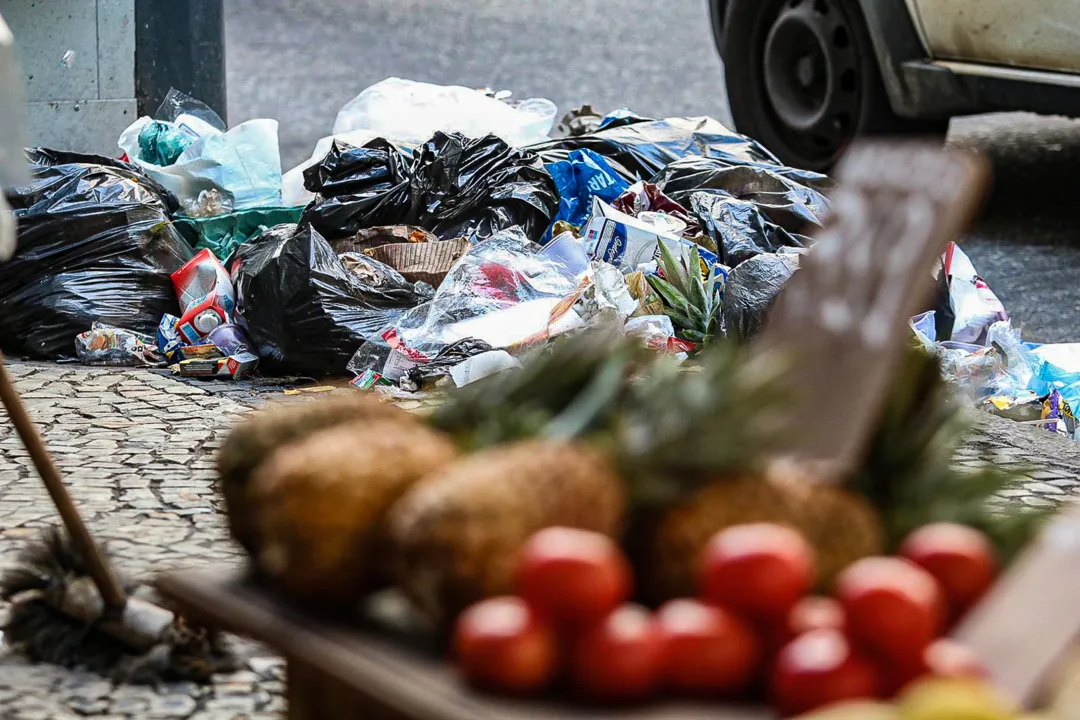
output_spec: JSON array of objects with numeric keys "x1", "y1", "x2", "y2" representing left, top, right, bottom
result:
[
  {"x1": 648, "y1": 276, "x2": 692, "y2": 317},
  {"x1": 656, "y1": 240, "x2": 691, "y2": 300},
  {"x1": 685, "y1": 245, "x2": 709, "y2": 316}
]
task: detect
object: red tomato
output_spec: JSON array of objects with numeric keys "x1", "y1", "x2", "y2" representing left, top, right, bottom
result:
[
  {"x1": 453, "y1": 596, "x2": 558, "y2": 694},
  {"x1": 698, "y1": 523, "x2": 815, "y2": 621},
  {"x1": 656, "y1": 599, "x2": 761, "y2": 696},
  {"x1": 770, "y1": 629, "x2": 881, "y2": 716},
  {"x1": 570, "y1": 604, "x2": 664, "y2": 703},
  {"x1": 515, "y1": 527, "x2": 632, "y2": 628},
  {"x1": 899, "y1": 523, "x2": 998, "y2": 621},
  {"x1": 835, "y1": 557, "x2": 945, "y2": 664}
]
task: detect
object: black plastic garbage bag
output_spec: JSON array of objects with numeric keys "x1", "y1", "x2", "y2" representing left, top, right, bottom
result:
[
  {"x1": 403, "y1": 337, "x2": 495, "y2": 389},
  {"x1": 1, "y1": 150, "x2": 193, "y2": 359},
  {"x1": 300, "y1": 133, "x2": 558, "y2": 243},
  {"x1": 530, "y1": 116, "x2": 816, "y2": 182},
  {"x1": 721, "y1": 253, "x2": 800, "y2": 342},
  {"x1": 687, "y1": 192, "x2": 810, "y2": 267},
  {"x1": 300, "y1": 138, "x2": 412, "y2": 238},
  {"x1": 650, "y1": 156, "x2": 831, "y2": 267},
  {"x1": 409, "y1": 132, "x2": 558, "y2": 242},
  {"x1": 231, "y1": 223, "x2": 434, "y2": 375},
  {"x1": 654, "y1": 156, "x2": 832, "y2": 224}
]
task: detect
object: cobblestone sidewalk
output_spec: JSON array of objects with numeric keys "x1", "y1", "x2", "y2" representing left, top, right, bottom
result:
[{"x1": 0, "y1": 361, "x2": 1077, "y2": 719}]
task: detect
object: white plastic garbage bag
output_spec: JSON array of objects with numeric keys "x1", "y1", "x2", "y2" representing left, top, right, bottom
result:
[
  {"x1": 449, "y1": 350, "x2": 522, "y2": 387},
  {"x1": 944, "y1": 242, "x2": 1007, "y2": 345},
  {"x1": 118, "y1": 116, "x2": 284, "y2": 212},
  {"x1": 332, "y1": 77, "x2": 557, "y2": 148}
]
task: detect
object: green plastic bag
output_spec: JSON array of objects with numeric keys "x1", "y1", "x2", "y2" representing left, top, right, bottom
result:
[
  {"x1": 138, "y1": 120, "x2": 194, "y2": 167},
  {"x1": 173, "y1": 206, "x2": 305, "y2": 264}
]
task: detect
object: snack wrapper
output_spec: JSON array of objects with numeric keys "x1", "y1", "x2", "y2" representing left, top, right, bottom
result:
[{"x1": 75, "y1": 324, "x2": 160, "y2": 366}]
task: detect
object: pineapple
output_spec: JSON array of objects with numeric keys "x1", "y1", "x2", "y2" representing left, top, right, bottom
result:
[
  {"x1": 640, "y1": 345, "x2": 1057, "y2": 603},
  {"x1": 387, "y1": 440, "x2": 626, "y2": 622},
  {"x1": 252, "y1": 418, "x2": 458, "y2": 607},
  {"x1": 217, "y1": 393, "x2": 408, "y2": 556},
  {"x1": 391, "y1": 335, "x2": 787, "y2": 622},
  {"x1": 848, "y1": 345, "x2": 1051, "y2": 561},
  {"x1": 637, "y1": 460, "x2": 886, "y2": 602},
  {"x1": 636, "y1": 477, "x2": 804, "y2": 603},
  {"x1": 771, "y1": 466, "x2": 887, "y2": 592},
  {"x1": 647, "y1": 240, "x2": 724, "y2": 345}
]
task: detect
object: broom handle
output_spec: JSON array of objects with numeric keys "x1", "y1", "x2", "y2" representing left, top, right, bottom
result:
[{"x1": 0, "y1": 353, "x2": 127, "y2": 610}]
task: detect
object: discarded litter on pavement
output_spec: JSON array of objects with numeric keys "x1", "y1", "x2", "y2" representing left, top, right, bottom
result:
[{"x1": 0, "y1": 76, "x2": 1074, "y2": 446}]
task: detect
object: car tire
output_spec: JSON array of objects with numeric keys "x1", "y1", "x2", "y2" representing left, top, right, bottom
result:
[{"x1": 722, "y1": 0, "x2": 948, "y2": 172}]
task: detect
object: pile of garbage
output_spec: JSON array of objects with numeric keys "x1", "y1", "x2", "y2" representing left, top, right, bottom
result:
[
  {"x1": 911, "y1": 243, "x2": 1080, "y2": 443},
  {"x1": 0, "y1": 78, "x2": 832, "y2": 388},
  {"x1": 2, "y1": 76, "x2": 1076, "y2": 442}
]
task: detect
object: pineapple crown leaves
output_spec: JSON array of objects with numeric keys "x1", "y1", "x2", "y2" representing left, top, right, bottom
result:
[
  {"x1": 611, "y1": 343, "x2": 792, "y2": 508},
  {"x1": 847, "y1": 344, "x2": 1052, "y2": 562},
  {"x1": 426, "y1": 328, "x2": 653, "y2": 452},
  {"x1": 648, "y1": 241, "x2": 723, "y2": 345}
]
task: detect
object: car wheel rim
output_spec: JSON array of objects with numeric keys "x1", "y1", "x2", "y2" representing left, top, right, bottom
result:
[{"x1": 762, "y1": 0, "x2": 861, "y2": 165}]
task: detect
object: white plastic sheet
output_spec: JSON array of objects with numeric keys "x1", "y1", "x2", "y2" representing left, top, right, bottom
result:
[
  {"x1": 118, "y1": 117, "x2": 284, "y2": 211},
  {"x1": 333, "y1": 77, "x2": 557, "y2": 148},
  {"x1": 945, "y1": 242, "x2": 1008, "y2": 345}
]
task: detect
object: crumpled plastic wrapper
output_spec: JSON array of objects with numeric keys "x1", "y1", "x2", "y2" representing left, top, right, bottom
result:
[
  {"x1": 182, "y1": 188, "x2": 233, "y2": 218},
  {"x1": 75, "y1": 324, "x2": 162, "y2": 367},
  {"x1": 576, "y1": 262, "x2": 638, "y2": 325}
]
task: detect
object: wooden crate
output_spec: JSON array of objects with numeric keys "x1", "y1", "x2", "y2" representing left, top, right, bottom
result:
[{"x1": 158, "y1": 567, "x2": 773, "y2": 720}]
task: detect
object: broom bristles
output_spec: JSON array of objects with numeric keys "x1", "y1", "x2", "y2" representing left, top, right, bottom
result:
[{"x1": 0, "y1": 527, "x2": 237, "y2": 684}]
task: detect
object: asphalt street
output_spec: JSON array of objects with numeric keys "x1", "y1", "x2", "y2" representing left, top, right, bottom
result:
[{"x1": 225, "y1": 0, "x2": 1080, "y2": 342}]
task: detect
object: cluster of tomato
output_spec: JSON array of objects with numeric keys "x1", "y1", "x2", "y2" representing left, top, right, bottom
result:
[{"x1": 452, "y1": 522, "x2": 998, "y2": 717}]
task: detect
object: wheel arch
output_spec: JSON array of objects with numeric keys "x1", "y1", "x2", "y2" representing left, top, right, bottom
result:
[
  {"x1": 851, "y1": 0, "x2": 946, "y2": 118},
  {"x1": 710, "y1": 0, "x2": 731, "y2": 57},
  {"x1": 715, "y1": 0, "x2": 947, "y2": 120}
]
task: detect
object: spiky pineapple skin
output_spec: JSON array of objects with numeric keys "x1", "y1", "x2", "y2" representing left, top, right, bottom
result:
[
  {"x1": 217, "y1": 394, "x2": 409, "y2": 556},
  {"x1": 387, "y1": 440, "x2": 627, "y2": 624},
  {"x1": 642, "y1": 470, "x2": 886, "y2": 603},
  {"x1": 251, "y1": 418, "x2": 458, "y2": 607},
  {"x1": 639, "y1": 476, "x2": 803, "y2": 603},
  {"x1": 786, "y1": 483, "x2": 886, "y2": 590}
]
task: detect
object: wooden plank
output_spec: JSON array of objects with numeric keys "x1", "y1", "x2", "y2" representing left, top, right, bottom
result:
[
  {"x1": 756, "y1": 142, "x2": 989, "y2": 478},
  {"x1": 158, "y1": 567, "x2": 773, "y2": 720},
  {"x1": 954, "y1": 500, "x2": 1080, "y2": 708}
]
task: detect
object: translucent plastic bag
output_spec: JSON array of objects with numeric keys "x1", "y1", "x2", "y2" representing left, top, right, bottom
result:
[
  {"x1": 333, "y1": 77, "x2": 557, "y2": 148},
  {"x1": 118, "y1": 89, "x2": 283, "y2": 212},
  {"x1": 943, "y1": 242, "x2": 1008, "y2": 345},
  {"x1": 348, "y1": 229, "x2": 582, "y2": 379},
  {"x1": 75, "y1": 324, "x2": 161, "y2": 367}
]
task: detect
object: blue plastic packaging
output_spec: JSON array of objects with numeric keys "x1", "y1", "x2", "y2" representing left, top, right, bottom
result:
[{"x1": 542, "y1": 149, "x2": 629, "y2": 243}]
